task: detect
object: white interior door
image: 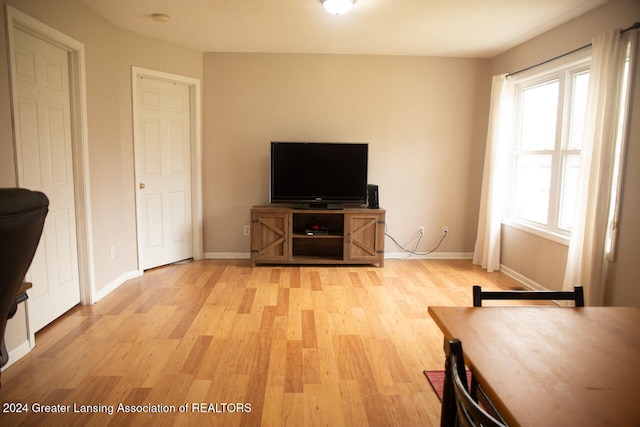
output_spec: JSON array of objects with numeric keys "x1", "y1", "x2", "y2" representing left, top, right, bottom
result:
[
  {"x1": 12, "y1": 28, "x2": 81, "y2": 332},
  {"x1": 135, "y1": 75, "x2": 193, "y2": 270}
]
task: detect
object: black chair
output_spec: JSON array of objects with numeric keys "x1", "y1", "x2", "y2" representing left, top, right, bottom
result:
[
  {"x1": 449, "y1": 338, "x2": 506, "y2": 427},
  {"x1": 0, "y1": 188, "x2": 48, "y2": 386},
  {"x1": 472, "y1": 285, "x2": 585, "y2": 307}
]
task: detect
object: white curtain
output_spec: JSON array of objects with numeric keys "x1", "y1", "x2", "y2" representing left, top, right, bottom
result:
[
  {"x1": 472, "y1": 75, "x2": 513, "y2": 272},
  {"x1": 562, "y1": 30, "x2": 636, "y2": 305}
]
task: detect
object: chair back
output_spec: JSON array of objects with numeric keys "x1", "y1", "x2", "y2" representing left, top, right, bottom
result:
[
  {"x1": 449, "y1": 339, "x2": 506, "y2": 427},
  {"x1": 473, "y1": 285, "x2": 584, "y2": 307},
  {"x1": 0, "y1": 188, "x2": 48, "y2": 368}
]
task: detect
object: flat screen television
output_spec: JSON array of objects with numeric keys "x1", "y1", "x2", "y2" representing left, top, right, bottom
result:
[{"x1": 270, "y1": 142, "x2": 368, "y2": 208}]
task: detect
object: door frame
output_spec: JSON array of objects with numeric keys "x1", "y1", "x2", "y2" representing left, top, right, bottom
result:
[
  {"x1": 131, "y1": 66, "x2": 203, "y2": 270},
  {"x1": 5, "y1": 6, "x2": 95, "y2": 333}
]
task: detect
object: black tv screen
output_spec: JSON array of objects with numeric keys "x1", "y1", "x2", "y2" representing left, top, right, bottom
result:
[{"x1": 270, "y1": 142, "x2": 368, "y2": 208}]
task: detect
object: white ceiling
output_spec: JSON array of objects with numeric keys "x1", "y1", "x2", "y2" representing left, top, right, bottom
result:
[{"x1": 80, "y1": 0, "x2": 610, "y2": 58}]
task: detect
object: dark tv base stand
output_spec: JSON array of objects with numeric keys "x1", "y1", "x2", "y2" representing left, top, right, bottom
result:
[{"x1": 250, "y1": 205, "x2": 385, "y2": 267}]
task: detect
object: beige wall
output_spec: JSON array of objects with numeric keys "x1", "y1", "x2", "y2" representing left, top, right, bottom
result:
[
  {"x1": 203, "y1": 53, "x2": 490, "y2": 256},
  {"x1": 491, "y1": 0, "x2": 640, "y2": 306},
  {"x1": 1, "y1": 0, "x2": 202, "y2": 357}
]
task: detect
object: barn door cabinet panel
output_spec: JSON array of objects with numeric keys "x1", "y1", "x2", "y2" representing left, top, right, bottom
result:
[
  {"x1": 251, "y1": 209, "x2": 289, "y2": 263},
  {"x1": 346, "y1": 213, "x2": 385, "y2": 266}
]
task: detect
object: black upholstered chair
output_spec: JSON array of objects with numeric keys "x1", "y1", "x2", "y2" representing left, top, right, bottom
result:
[
  {"x1": 0, "y1": 188, "x2": 48, "y2": 386},
  {"x1": 472, "y1": 285, "x2": 585, "y2": 307},
  {"x1": 449, "y1": 338, "x2": 506, "y2": 427}
]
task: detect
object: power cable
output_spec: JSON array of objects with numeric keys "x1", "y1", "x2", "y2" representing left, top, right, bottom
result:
[{"x1": 384, "y1": 223, "x2": 448, "y2": 257}]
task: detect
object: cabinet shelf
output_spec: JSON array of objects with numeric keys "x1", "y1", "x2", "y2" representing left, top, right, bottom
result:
[
  {"x1": 292, "y1": 233, "x2": 343, "y2": 238},
  {"x1": 251, "y1": 205, "x2": 385, "y2": 267}
]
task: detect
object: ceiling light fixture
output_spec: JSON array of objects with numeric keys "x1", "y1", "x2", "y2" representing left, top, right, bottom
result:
[
  {"x1": 151, "y1": 13, "x2": 170, "y2": 23},
  {"x1": 322, "y1": 0, "x2": 354, "y2": 15}
]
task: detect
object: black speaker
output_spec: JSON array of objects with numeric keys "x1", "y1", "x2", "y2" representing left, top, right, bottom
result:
[{"x1": 367, "y1": 184, "x2": 379, "y2": 208}]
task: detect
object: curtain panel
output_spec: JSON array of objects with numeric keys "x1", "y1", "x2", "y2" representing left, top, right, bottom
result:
[
  {"x1": 472, "y1": 74, "x2": 512, "y2": 272},
  {"x1": 562, "y1": 30, "x2": 637, "y2": 306}
]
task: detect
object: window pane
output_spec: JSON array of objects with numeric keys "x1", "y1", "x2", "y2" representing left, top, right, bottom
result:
[
  {"x1": 520, "y1": 81, "x2": 559, "y2": 150},
  {"x1": 558, "y1": 154, "x2": 581, "y2": 231},
  {"x1": 513, "y1": 154, "x2": 551, "y2": 224},
  {"x1": 567, "y1": 71, "x2": 590, "y2": 149}
]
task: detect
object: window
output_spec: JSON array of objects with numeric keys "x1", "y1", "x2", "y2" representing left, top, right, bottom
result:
[{"x1": 507, "y1": 55, "x2": 590, "y2": 240}]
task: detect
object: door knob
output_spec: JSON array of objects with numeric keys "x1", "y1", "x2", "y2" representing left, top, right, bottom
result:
[{"x1": 139, "y1": 182, "x2": 146, "y2": 189}]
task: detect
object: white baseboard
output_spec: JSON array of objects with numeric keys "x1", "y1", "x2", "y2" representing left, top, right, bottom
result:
[
  {"x1": 91, "y1": 269, "x2": 143, "y2": 303},
  {"x1": 1, "y1": 340, "x2": 31, "y2": 372},
  {"x1": 385, "y1": 251, "x2": 473, "y2": 260},
  {"x1": 498, "y1": 264, "x2": 546, "y2": 291}
]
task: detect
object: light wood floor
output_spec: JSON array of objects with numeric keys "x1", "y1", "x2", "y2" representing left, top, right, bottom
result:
[{"x1": 1, "y1": 259, "x2": 525, "y2": 426}]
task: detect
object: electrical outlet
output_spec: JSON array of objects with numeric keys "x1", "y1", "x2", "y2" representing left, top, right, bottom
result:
[
  {"x1": 419, "y1": 226, "x2": 425, "y2": 236},
  {"x1": 443, "y1": 226, "x2": 448, "y2": 235},
  {"x1": 243, "y1": 225, "x2": 251, "y2": 236}
]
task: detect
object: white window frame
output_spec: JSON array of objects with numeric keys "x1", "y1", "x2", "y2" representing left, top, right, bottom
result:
[{"x1": 504, "y1": 51, "x2": 591, "y2": 245}]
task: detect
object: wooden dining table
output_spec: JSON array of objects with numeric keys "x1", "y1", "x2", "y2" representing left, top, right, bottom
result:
[{"x1": 428, "y1": 306, "x2": 640, "y2": 427}]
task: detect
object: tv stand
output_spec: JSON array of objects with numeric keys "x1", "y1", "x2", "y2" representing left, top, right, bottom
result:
[{"x1": 250, "y1": 205, "x2": 385, "y2": 267}]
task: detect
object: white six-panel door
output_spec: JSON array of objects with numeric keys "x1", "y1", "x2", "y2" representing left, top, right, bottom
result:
[
  {"x1": 12, "y1": 28, "x2": 81, "y2": 332},
  {"x1": 135, "y1": 75, "x2": 193, "y2": 270}
]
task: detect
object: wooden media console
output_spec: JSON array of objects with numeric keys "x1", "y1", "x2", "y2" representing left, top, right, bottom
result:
[{"x1": 250, "y1": 205, "x2": 385, "y2": 267}]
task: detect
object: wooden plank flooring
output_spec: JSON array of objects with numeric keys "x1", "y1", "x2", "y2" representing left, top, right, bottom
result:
[{"x1": 0, "y1": 259, "x2": 525, "y2": 426}]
